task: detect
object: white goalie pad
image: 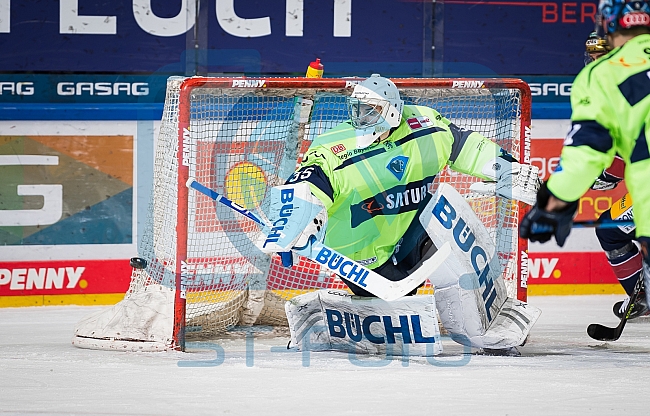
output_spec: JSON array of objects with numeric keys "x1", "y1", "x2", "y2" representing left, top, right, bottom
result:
[
  {"x1": 72, "y1": 284, "x2": 175, "y2": 352},
  {"x1": 285, "y1": 289, "x2": 443, "y2": 356},
  {"x1": 435, "y1": 286, "x2": 541, "y2": 348},
  {"x1": 419, "y1": 183, "x2": 541, "y2": 348}
]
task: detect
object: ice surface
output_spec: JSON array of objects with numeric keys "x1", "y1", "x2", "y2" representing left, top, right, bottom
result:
[{"x1": 1, "y1": 295, "x2": 650, "y2": 416}]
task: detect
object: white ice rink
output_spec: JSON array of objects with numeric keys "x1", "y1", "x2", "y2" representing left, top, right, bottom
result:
[{"x1": 1, "y1": 295, "x2": 649, "y2": 416}]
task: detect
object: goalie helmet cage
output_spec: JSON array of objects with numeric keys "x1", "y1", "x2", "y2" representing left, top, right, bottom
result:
[{"x1": 72, "y1": 76, "x2": 532, "y2": 352}]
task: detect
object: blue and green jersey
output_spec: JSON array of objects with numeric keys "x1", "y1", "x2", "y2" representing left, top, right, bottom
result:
[
  {"x1": 548, "y1": 34, "x2": 650, "y2": 238},
  {"x1": 288, "y1": 104, "x2": 506, "y2": 268}
]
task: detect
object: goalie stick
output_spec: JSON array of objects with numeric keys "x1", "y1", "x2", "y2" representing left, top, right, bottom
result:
[
  {"x1": 586, "y1": 272, "x2": 645, "y2": 341},
  {"x1": 187, "y1": 178, "x2": 452, "y2": 302}
]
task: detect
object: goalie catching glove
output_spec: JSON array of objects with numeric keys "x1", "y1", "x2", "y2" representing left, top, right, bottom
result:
[
  {"x1": 469, "y1": 155, "x2": 542, "y2": 205},
  {"x1": 255, "y1": 182, "x2": 327, "y2": 268}
]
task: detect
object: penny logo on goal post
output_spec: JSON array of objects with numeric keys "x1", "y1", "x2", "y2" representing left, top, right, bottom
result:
[
  {"x1": 520, "y1": 250, "x2": 529, "y2": 289},
  {"x1": 524, "y1": 124, "x2": 532, "y2": 164},
  {"x1": 182, "y1": 127, "x2": 192, "y2": 167},
  {"x1": 451, "y1": 80, "x2": 484, "y2": 89},
  {"x1": 231, "y1": 79, "x2": 267, "y2": 88}
]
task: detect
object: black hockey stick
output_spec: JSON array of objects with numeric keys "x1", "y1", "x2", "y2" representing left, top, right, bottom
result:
[
  {"x1": 586, "y1": 272, "x2": 645, "y2": 341},
  {"x1": 573, "y1": 220, "x2": 635, "y2": 229}
]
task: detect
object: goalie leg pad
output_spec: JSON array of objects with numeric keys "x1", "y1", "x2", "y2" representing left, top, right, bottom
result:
[
  {"x1": 420, "y1": 183, "x2": 541, "y2": 348},
  {"x1": 434, "y1": 286, "x2": 541, "y2": 349},
  {"x1": 285, "y1": 289, "x2": 443, "y2": 356}
]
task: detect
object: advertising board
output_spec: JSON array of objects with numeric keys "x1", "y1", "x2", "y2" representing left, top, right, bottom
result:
[{"x1": 0, "y1": 1, "x2": 596, "y2": 76}]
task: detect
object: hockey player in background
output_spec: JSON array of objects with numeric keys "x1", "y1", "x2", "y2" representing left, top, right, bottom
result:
[
  {"x1": 593, "y1": 166, "x2": 646, "y2": 319},
  {"x1": 584, "y1": 30, "x2": 611, "y2": 64},
  {"x1": 258, "y1": 74, "x2": 542, "y2": 355},
  {"x1": 584, "y1": 31, "x2": 648, "y2": 319},
  {"x1": 521, "y1": 0, "x2": 650, "y2": 320}
]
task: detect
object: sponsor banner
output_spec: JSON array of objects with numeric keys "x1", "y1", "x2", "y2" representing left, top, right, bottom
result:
[
  {"x1": 2, "y1": 1, "x2": 593, "y2": 76},
  {"x1": 0, "y1": 74, "x2": 576, "y2": 105},
  {"x1": 0, "y1": 74, "x2": 168, "y2": 104},
  {"x1": 0, "y1": 133, "x2": 133, "y2": 246},
  {"x1": 521, "y1": 76, "x2": 574, "y2": 103},
  {"x1": 0, "y1": 252, "x2": 620, "y2": 300},
  {"x1": 443, "y1": 1, "x2": 597, "y2": 76},
  {"x1": 527, "y1": 252, "x2": 618, "y2": 285},
  {"x1": 0, "y1": 259, "x2": 131, "y2": 297},
  {"x1": 0, "y1": 1, "x2": 432, "y2": 76}
]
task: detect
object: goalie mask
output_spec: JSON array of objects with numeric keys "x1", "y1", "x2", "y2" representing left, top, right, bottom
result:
[
  {"x1": 347, "y1": 74, "x2": 404, "y2": 149},
  {"x1": 596, "y1": 0, "x2": 650, "y2": 37}
]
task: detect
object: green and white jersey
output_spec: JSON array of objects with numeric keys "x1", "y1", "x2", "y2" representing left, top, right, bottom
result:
[
  {"x1": 548, "y1": 34, "x2": 650, "y2": 237},
  {"x1": 287, "y1": 104, "x2": 506, "y2": 268}
]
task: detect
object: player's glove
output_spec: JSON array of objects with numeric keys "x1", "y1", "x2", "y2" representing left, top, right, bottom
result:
[
  {"x1": 591, "y1": 155, "x2": 625, "y2": 191},
  {"x1": 469, "y1": 157, "x2": 542, "y2": 205},
  {"x1": 519, "y1": 181, "x2": 578, "y2": 247},
  {"x1": 591, "y1": 177, "x2": 620, "y2": 191},
  {"x1": 255, "y1": 182, "x2": 327, "y2": 268}
]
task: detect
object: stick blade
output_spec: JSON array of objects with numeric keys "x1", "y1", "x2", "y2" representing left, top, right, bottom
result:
[{"x1": 587, "y1": 323, "x2": 621, "y2": 342}]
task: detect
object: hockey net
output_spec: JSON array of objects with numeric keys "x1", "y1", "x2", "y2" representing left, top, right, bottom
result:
[{"x1": 73, "y1": 76, "x2": 531, "y2": 351}]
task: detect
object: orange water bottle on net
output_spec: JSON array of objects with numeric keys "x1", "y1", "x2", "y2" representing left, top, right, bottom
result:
[{"x1": 305, "y1": 58, "x2": 324, "y2": 78}]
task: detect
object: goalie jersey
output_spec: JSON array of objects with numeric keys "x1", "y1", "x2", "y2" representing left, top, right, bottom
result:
[{"x1": 287, "y1": 104, "x2": 507, "y2": 269}]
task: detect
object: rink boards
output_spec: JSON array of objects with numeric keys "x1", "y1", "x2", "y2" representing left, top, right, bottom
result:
[{"x1": 0, "y1": 119, "x2": 628, "y2": 307}]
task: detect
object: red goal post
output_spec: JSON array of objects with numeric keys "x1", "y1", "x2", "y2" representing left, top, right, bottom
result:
[{"x1": 74, "y1": 76, "x2": 532, "y2": 352}]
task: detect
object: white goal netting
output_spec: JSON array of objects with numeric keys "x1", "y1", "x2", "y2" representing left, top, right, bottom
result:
[{"x1": 73, "y1": 76, "x2": 531, "y2": 351}]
